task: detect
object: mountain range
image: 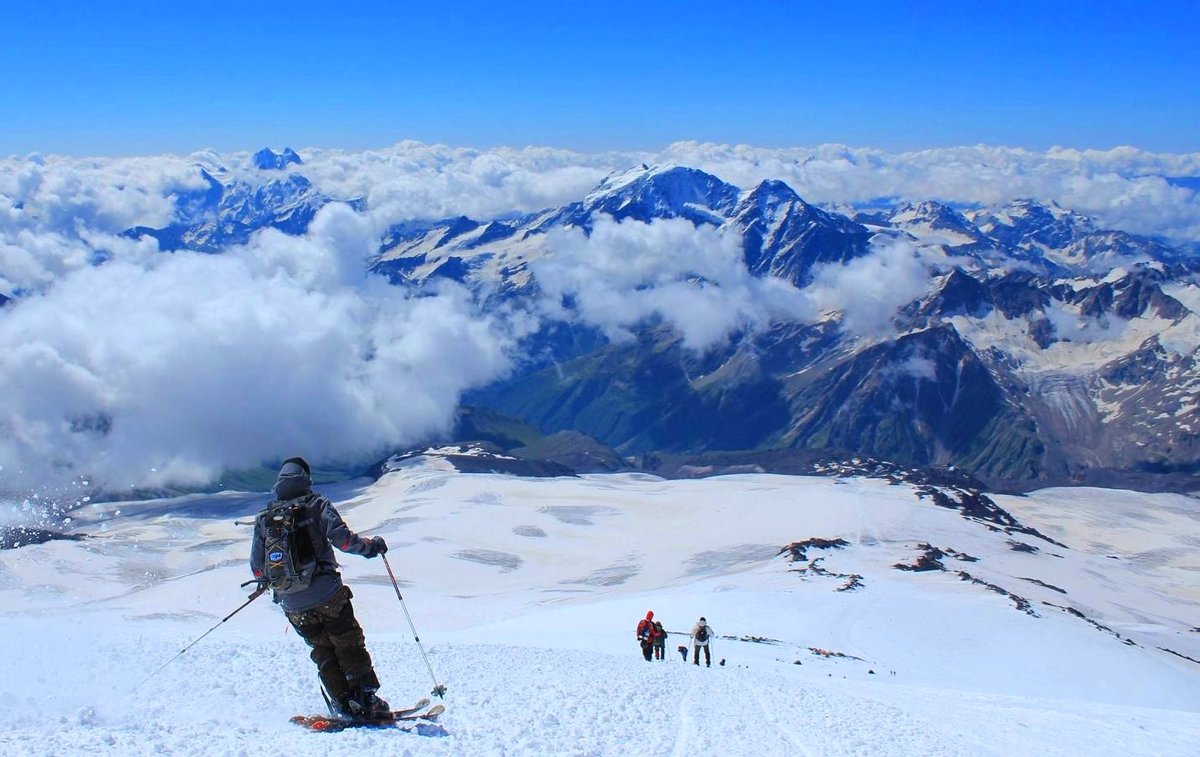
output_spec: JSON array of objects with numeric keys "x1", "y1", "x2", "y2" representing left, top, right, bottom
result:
[{"x1": 115, "y1": 156, "x2": 1200, "y2": 490}]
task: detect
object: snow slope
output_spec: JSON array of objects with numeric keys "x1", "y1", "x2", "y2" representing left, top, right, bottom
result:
[{"x1": 1, "y1": 461, "x2": 1198, "y2": 755}]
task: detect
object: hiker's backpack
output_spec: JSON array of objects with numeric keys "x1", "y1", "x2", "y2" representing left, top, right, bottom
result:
[
  {"x1": 258, "y1": 497, "x2": 320, "y2": 593},
  {"x1": 696, "y1": 625, "x2": 709, "y2": 643},
  {"x1": 652, "y1": 621, "x2": 665, "y2": 641}
]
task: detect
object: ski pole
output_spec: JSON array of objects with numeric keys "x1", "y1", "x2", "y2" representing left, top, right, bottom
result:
[
  {"x1": 133, "y1": 580, "x2": 266, "y2": 692},
  {"x1": 381, "y1": 553, "x2": 447, "y2": 698}
]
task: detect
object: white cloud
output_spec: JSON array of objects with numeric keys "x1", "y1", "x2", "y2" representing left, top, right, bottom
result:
[
  {"x1": 0, "y1": 203, "x2": 515, "y2": 497},
  {"x1": 534, "y1": 215, "x2": 812, "y2": 350},
  {"x1": 894, "y1": 356, "x2": 939, "y2": 382},
  {"x1": 533, "y1": 216, "x2": 934, "y2": 349},
  {"x1": 0, "y1": 153, "x2": 204, "y2": 294},
  {"x1": 1043, "y1": 302, "x2": 1130, "y2": 344},
  {"x1": 295, "y1": 142, "x2": 645, "y2": 224},
  {"x1": 804, "y1": 239, "x2": 933, "y2": 337},
  {"x1": 0, "y1": 153, "x2": 202, "y2": 233}
]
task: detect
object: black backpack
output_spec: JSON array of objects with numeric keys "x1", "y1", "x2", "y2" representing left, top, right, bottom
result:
[
  {"x1": 257, "y1": 497, "x2": 320, "y2": 593},
  {"x1": 696, "y1": 625, "x2": 709, "y2": 643}
]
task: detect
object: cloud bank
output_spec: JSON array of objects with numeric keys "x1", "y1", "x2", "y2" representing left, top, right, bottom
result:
[
  {"x1": 535, "y1": 216, "x2": 931, "y2": 348},
  {"x1": 658, "y1": 142, "x2": 1200, "y2": 240},
  {"x1": 0, "y1": 204, "x2": 514, "y2": 496},
  {"x1": 296, "y1": 142, "x2": 638, "y2": 223},
  {"x1": 804, "y1": 239, "x2": 933, "y2": 336},
  {"x1": 534, "y1": 216, "x2": 814, "y2": 350},
  {"x1": 2, "y1": 140, "x2": 1197, "y2": 300}
]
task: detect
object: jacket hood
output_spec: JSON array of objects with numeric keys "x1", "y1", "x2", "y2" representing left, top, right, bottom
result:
[
  {"x1": 645, "y1": 611, "x2": 654, "y2": 620},
  {"x1": 273, "y1": 457, "x2": 313, "y2": 500}
]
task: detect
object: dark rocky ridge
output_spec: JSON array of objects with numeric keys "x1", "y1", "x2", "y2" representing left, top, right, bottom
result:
[{"x1": 1, "y1": 526, "x2": 86, "y2": 550}]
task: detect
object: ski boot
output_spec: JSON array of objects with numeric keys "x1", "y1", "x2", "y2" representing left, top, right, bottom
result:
[{"x1": 346, "y1": 686, "x2": 390, "y2": 720}]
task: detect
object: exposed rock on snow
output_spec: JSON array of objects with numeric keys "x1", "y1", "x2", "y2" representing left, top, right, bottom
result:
[
  {"x1": 1045, "y1": 602, "x2": 1139, "y2": 646},
  {"x1": 956, "y1": 571, "x2": 1039, "y2": 617},
  {"x1": 778, "y1": 537, "x2": 850, "y2": 561}
]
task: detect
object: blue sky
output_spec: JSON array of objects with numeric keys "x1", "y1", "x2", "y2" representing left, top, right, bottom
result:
[{"x1": 2, "y1": 1, "x2": 1198, "y2": 156}]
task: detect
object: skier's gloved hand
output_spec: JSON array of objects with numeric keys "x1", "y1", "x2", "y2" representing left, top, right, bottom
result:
[{"x1": 366, "y1": 535, "x2": 388, "y2": 558}]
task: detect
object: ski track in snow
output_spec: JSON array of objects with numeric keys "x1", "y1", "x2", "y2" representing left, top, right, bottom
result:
[
  {"x1": 2, "y1": 468, "x2": 1199, "y2": 755},
  {"x1": 740, "y1": 676, "x2": 816, "y2": 757}
]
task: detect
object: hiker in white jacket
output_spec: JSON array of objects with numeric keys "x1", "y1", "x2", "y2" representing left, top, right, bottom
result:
[{"x1": 691, "y1": 616, "x2": 714, "y2": 667}]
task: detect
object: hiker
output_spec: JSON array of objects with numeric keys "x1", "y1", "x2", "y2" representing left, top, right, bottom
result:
[
  {"x1": 250, "y1": 457, "x2": 390, "y2": 719},
  {"x1": 636, "y1": 610, "x2": 656, "y2": 661},
  {"x1": 691, "y1": 616, "x2": 714, "y2": 667},
  {"x1": 651, "y1": 620, "x2": 667, "y2": 660}
]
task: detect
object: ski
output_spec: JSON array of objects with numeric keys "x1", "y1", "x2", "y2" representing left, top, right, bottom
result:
[
  {"x1": 293, "y1": 718, "x2": 449, "y2": 736},
  {"x1": 290, "y1": 703, "x2": 446, "y2": 733}
]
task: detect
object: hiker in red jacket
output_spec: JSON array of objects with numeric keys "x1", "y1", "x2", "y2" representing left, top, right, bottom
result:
[{"x1": 635, "y1": 610, "x2": 656, "y2": 661}]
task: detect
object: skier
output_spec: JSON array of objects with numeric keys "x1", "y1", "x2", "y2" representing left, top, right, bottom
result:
[
  {"x1": 250, "y1": 457, "x2": 391, "y2": 719},
  {"x1": 635, "y1": 610, "x2": 656, "y2": 661},
  {"x1": 691, "y1": 616, "x2": 714, "y2": 667},
  {"x1": 651, "y1": 620, "x2": 667, "y2": 660}
]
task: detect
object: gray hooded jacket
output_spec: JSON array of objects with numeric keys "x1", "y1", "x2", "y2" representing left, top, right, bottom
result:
[
  {"x1": 249, "y1": 458, "x2": 376, "y2": 612},
  {"x1": 250, "y1": 493, "x2": 376, "y2": 611}
]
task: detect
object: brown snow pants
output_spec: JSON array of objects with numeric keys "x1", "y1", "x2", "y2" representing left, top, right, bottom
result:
[{"x1": 286, "y1": 586, "x2": 380, "y2": 700}]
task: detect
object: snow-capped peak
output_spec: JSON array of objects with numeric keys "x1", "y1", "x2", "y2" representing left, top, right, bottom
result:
[
  {"x1": 252, "y1": 146, "x2": 303, "y2": 171},
  {"x1": 892, "y1": 200, "x2": 970, "y2": 227},
  {"x1": 582, "y1": 164, "x2": 741, "y2": 221},
  {"x1": 584, "y1": 162, "x2": 664, "y2": 203},
  {"x1": 972, "y1": 198, "x2": 1096, "y2": 243},
  {"x1": 738, "y1": 178, "x2": 803, "y2": 213}
]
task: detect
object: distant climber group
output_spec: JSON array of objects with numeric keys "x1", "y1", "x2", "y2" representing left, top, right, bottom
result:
[{"x1": 637, "y1": 611, "x2": 716, "y2": 667}]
